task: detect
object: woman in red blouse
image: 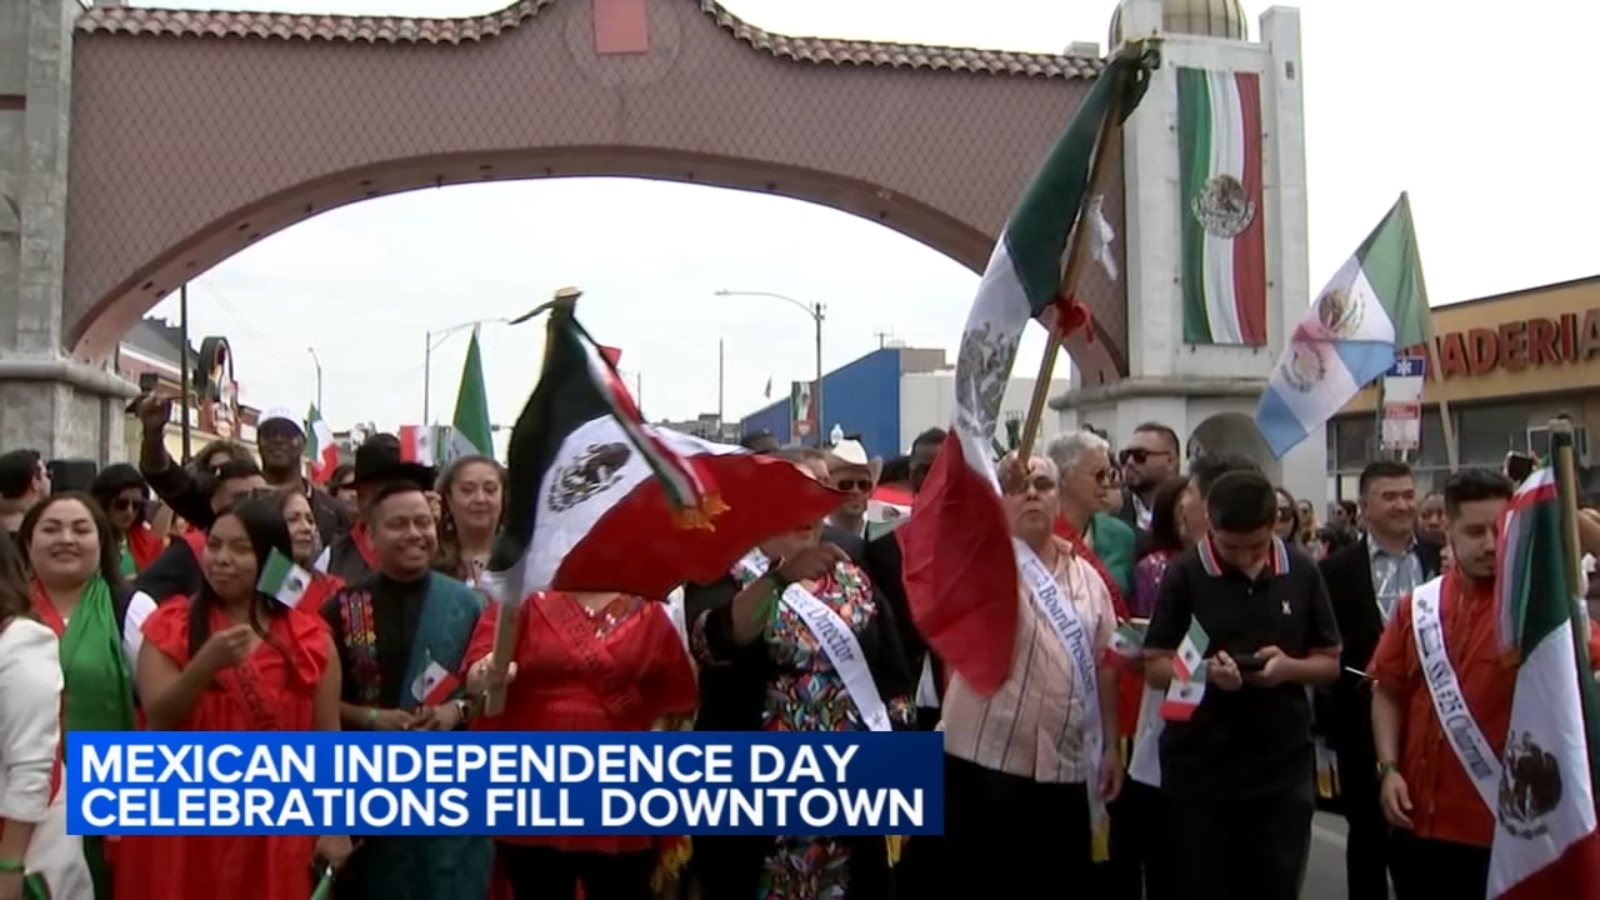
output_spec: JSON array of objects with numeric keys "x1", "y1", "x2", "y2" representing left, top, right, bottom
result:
[
  {"x1": 465, "y1": 589, "x2": 697, "y2": 900},
  {"x1": 115, "y1": 498, "x2": 352, "y2": 900}
]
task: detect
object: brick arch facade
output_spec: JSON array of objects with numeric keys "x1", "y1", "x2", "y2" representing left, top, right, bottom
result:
[{"x1": 66, "y1": 0, "x2": 1129, "y2": 381}]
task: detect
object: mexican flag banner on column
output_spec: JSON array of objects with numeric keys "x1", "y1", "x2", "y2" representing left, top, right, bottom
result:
[{"x1": 1489, "y1": 437, "x2": 1600, "y2": 897}]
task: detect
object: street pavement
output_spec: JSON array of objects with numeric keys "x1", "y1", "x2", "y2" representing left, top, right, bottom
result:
[{"x1": 1305, "y1": 811, "x2": 1368, "y2": 899}]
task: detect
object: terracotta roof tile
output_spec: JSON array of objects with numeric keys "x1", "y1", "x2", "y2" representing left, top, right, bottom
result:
[{"x1": 75, "y1": 0, "x2": 1103, "y2": 79}]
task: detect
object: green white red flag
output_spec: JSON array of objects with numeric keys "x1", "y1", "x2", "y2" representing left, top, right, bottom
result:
[
  {"x1": 451, "y1": 326, "x2": 495, "y2": 458},
  {"x1": 305, "y1": 404, "x2": 339, "y2": 484},
  {"x1": 897, "y1": 45, "x2": 1157, "y2": 696},
  {"x1": 1489, "y1": 443, "x2": 1600, "y2": 897}
]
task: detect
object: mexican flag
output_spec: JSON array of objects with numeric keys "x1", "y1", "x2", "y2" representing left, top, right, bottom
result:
[
  {"x1": 1489, "y1": 447, "x2": 1600, "y2": 897},
  {"x1": 1254, "y1": 193, "x2": 1433, "y2": 458},
  {"x1": 483, "y1": 313, "x2": 840, "y2": 604},
  {"x1": 1178, "y1": 67, "x2": 1267, "y2": 346},
  {"x1": 399, "y1": 424, "x2": 477, "y2": 467},
  {"x1": 452, "y1": 325, "x2": 494, "y2": 458},
  {"x1": 898, "y1": 44, "x2": 1157, "y2": 696},
  {"x1": 305, "y1": 404, "x2": 339, "y2": 484},
  {"x1": 257, "y1": 547, "x2": 313, "y2": 609}
]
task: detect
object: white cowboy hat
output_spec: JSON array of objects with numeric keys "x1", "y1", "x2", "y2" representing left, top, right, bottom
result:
[{"x1": 825, "y1": 439, "x2": 883, "y2": 483}]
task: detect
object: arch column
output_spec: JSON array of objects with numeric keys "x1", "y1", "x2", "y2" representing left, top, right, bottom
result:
[{"x1": 0, "y1": 0, "x2": 133, "y2": 462}]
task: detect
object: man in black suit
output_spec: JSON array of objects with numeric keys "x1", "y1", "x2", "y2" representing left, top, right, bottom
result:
[{"x1": 1318, "y1": 460, "x2": 1441, "y2": 900}]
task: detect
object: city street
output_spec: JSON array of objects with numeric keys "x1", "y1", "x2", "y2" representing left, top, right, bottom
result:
[{"x1": 1304, "y1": 811, "x2": 1362, "y2": 899}]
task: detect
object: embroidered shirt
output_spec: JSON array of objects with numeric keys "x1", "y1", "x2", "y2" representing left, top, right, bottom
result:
[
  {"x1": 1369, "y1": 537, "x2": 1423, "y2": 623},
  {"x1": 941, "y1": 536, "x2": 1116, "y2": 784}
]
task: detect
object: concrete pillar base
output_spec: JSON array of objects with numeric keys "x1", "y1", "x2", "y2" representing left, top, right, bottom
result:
[{"x1": 0, "y1": 356, "x2": 136, "y2": 461}]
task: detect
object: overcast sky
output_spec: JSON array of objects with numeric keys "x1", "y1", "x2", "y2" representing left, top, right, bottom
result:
[{"x1": 143, "y1": 0, "x2": 1600, "y2": 448}]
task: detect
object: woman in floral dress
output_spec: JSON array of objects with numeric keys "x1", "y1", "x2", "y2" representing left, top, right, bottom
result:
[{"x1": 684, "y1": 449, "x2": 914, "y2": 900}]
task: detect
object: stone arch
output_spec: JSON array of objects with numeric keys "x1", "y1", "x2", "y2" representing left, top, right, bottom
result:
[
  {"x1": 63, "y1": 0, "x2": 1131, "y2": 381},
  {"x1": 1189, "y1": 410, "x2": 1279, "y2": 482}
]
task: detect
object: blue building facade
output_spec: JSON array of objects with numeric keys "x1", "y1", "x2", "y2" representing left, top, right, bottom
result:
[{"x1": 739, "y1": 348, "x2": 903, "y2": 458}]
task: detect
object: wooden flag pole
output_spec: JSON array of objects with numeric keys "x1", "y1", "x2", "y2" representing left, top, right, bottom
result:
[
  {"x1": 1549, "y1": 416, "x2": 1589, "y2": 645},
  {"x1": 1015, "y1": 47, "x2": 1144, "y2": 462},
  {"x1": 482, "y1": 286, "x2": 582, "y2": 718}
]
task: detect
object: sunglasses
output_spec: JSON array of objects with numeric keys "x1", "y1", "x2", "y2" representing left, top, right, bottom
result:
[
  {"x1": 1004, "y1": 475, "x2": 1058, "y2": 496},
  {"x1": 110, "y1": 497, "x2": 140, "y2": 512},
  {"x1": 1119, "y1": 448, "x2": 1171, "y2": 466},
  {"x1": 1092, "y1": 468, "x2": 1116, "y2": 486},
  {"x1": 834, "y1": 479, "x2": 874, "y2": 493},
  {"x1": 1277, "y1": 507, "x2": 1295, "y2": 522}
]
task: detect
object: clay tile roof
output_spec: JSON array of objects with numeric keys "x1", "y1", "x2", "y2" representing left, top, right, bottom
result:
[{"x1": 75, "y1": 0, "x2": 1104, "y2": 79}]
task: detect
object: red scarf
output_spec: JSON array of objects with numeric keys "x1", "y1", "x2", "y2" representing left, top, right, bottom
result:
[
  {"x1": 126, "y1": 523, "x2": 165, "y2": 571},
  {"x1": 1053, "y1": 517, "x2": 1129, "y2": 619},
  {"x1": 349, "y1": 521, "x2": 377, "y2": 570}
]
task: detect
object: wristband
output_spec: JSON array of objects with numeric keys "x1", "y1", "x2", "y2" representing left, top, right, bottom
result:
[
  {"x1": 0, "y1": 860, "x2": 23, "y2": 873},
  {"x1": 1375, "y1": 761, "x2": 1400, "y2": 780},
  {"x1": 365, "y1": 707, "x2": 379, "y2": 727}
]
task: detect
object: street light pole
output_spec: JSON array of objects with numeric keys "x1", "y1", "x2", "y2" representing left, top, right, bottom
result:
[
  {"x1": 307, "y1": 347, "x2": 324, "y2": 411},
  {"x1": 715, "y1": 289, "x2": 825, "y2": 446},
  {"x1": 421, "y1": 305, "x2": 546, "y2": 425}
]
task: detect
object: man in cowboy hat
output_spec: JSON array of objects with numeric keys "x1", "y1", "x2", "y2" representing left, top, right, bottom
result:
[
  {"x1": 315, "y1": 434, "x2": 437, "y2": 585},
  {"x1": 824, "y1": 437, "x2": 888, "y2": 541}
]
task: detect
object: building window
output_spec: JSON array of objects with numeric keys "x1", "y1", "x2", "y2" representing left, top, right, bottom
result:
[
  {"x1": 1529, "y1": 426, "x2": 1590, "y2": 461},
  {"x1": 1333, "y1": 417, "x2": 1375, "y2": 470},
  {"x1": 1457, "y1": 403, "x2": 1530, "y2": 468}
]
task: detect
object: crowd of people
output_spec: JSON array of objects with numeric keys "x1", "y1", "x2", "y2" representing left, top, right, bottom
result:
[{"x1": 1, "y1": 396, "x2": 1600, "y2": 900}]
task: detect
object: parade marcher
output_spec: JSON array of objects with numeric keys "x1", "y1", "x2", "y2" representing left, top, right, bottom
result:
[
  {"x1": 1319, "y1": 460, "x2": 1440, "y2": 900},
  {"x1": 91, "y1": 463, "x2": 165, "y2": 577},
  {"x1": 823, "y1": 438, "x2": 885, "y2": 541},
  {"x1": 1047, "y1": 431, "x2": 1138, "y2": 597},
  {"x1": 433, "y1": 455, "x2": 505, "y2": 587},
  {"x1": 117, "y1": 498, "x2": 351, "y2": 900},
  {"x1": 315, "y1": 435, "x2": 407, "y2": 586},
  {"x1": 1144, "y1": 469, "x2": 1341, "y2": 900},
  {"x1": 270, "y1": 488, "x2": 343, "y2": 612},
  {"x1": 132, "y1": 459, "x2": 266, "y2": 605},
  {"x1": 686, "y1": 449, "x2": 914, "y2": 900},
  {"x1": 933, "y1": 453, "x2": 1121, "y2": 897},
  {"x1": 1117, "y1": 422, "x2": 1181, "y2": 532},
  {"x1": 1417, "y1": 490, "x2": 1445, "y2": 538},
  {"x1": 463, "y1": 585, "x2": 698, "y2": 899},
  {"x1": 1368, "y1": 469, "x2": 1600, "y2": 898},
  {"x1": 320, "y1": 478, "x2": 491, "y2": 900},
  {"x1": 1115, "y1": 475, "x2": 1193, "y2": 899},
  {"x1": 0, "y1": 533, "x2": 93, "y2": 900},
  {"x1": 254, "y1": 407, "x2": 351, "y2": 546},
  {"x1": 19, "y1": 494, "x2": 138, "y2": 899},
  {"x1": 133, "y1": 390, "x2": 252, "y2": 530},
  {"x1": 0, "y1": 449, "x2": 50, "y2": 550},
  {"x1": 328, "y1": 464, "x2": 359, "y2": 519}
]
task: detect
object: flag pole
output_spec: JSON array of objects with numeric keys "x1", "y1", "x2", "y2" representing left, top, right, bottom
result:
[
  {"x1": 1549, "y1": 416, "x2": 1589, "y2": 645},
  {"x1": 1015, "y1": 45, "x2": 1142, "y2": 462},
  {"x1": 1403, "y1": 192, "x2": 1459, "y2": 473},
  {"x1": 483, "y1": 286, "x2": 582, "y2": 718}
]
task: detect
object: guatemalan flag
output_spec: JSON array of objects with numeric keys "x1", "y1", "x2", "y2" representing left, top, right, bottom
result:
[
  {"x1": 483, "y1": 313, "x2": 840, "y2": 604},
  {"x1": 1488, "y1": 437, "x2": 1600, "y2": 897},
  {"x1": 1254, "y1": 193, "x2": 1432, "y2": 458},
  {"x1": 897, "y1": 44, "x2": 1157, "y2": 696}
]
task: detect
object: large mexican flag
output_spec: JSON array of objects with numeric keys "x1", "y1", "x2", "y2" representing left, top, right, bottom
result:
[{"x1": 1489, "y1": 450, "x2": 1600, "y2": 897}]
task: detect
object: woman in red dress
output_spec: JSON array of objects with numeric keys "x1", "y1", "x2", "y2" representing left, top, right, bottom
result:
[
  {"x1": 465, "y1": 590, "x2": 698, "y2": 900},
  {"x1": 115, "y1": 498, "x2": 352, "y2": 900}
]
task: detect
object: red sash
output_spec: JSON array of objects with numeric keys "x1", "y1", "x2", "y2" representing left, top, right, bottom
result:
[
  {"x1": 350, "y1": 521, "x2": 377, "y2": 570},
  {"x1": 536, "y1": 594, "x2": 646, "y2": 724},
  {"x1": 27, "y1": 585, "x2": 67, "y2": 804}
]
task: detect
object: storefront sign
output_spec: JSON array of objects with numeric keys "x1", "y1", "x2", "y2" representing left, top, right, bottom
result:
[
  {"x1": 1381, "y1": 357, "x2": 1424, "y2": 451},
  {"x1": 1410, "y1": 307, "x2": 1600, "y2": 379}
]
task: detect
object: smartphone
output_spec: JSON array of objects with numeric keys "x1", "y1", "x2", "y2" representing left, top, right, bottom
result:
[
  {"x1": 1232, "y1": 653, "x2": 1267, "y2": 673},
  {"x1": 1506, "y1": 453, "x2": 1535, "y2": 484}
]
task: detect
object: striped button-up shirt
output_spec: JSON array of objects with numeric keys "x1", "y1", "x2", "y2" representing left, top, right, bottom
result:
[{"x1": 941, "y1": 537, "x2": 1116, "y2": 784}]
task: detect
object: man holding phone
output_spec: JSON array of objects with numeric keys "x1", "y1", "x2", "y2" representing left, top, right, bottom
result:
[{"x1": 1143, "y1": 470, "x2": 1342, "y2": 899}]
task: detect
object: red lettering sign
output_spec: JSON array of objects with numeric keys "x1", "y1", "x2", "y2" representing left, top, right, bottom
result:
[{"x1": 1404, "y1": 307, "x2": 1600, "y2": 379}]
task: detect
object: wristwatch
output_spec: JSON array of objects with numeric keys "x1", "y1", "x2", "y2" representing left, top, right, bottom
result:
[
  {"x1": 453, "y1": 697, "x2": 471, "y2": 723},
  {"x1": 1375, "y1": 761, "x2": 1400, "y2": 780}
]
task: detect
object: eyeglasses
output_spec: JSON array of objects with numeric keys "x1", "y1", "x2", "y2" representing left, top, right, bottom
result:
[
  {"x1": 1093, "y1": 469, "x2": 1115, "y2": 485},
  {"x1": 1119, "y1": 448, "x2": 1171, "y2": 466},
  {"x1": 833, "y1": 479, "x2": 874, "y2": 493}
]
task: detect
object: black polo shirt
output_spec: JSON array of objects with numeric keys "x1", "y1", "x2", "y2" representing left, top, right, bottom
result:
[{"x1": 1145, "y1": 536, "x2": 1341, "y2": 801}]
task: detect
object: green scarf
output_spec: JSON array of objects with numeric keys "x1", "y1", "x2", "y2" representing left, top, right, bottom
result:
[
  {"x1": 117, "y1": 538, "x2": 137, "y2": 579},
  {"x1": 59, "y1": 576, "x2": 136, "y2": 736}
]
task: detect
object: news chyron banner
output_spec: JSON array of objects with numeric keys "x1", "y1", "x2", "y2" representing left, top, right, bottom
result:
[{"x1": 67, "y1": 732, "x2": 943, "y2": 836}]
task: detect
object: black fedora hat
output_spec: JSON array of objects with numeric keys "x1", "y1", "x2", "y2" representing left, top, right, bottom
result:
[{"x1": 348, "y1": 434, "x2": 436, "y2": 491}]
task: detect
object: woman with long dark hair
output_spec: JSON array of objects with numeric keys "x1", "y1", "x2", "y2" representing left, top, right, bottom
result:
[
  {"x1": 89, "y1": 465, "x2": 164, "y2": 577},
  {"x1": 0, "y1": 527, "x2": 92, "y2": 899},
  {"x1": 433, "y1": 456, "x2": 504, "y2": 586},
  {"x1": 18, "y1": 493, "x2": 137, "y2": 899},
  {"x1": 115, "y1": 499, "x2": 351, "y2": 900},
  {"x1": 271, "y1": 488, "x2": 343, "y2": 612}
]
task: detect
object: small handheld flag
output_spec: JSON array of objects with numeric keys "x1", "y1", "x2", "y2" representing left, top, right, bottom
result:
[
  {"x1": 1173, "y1": 620, "x2": 1210, "y2": 681},
  {"x1": 411, "y1": 657, "x2": 460, "y2": 707},
  {"x1": 257, "y1": 548, "x2": 313, "y2": 609},
  {"x1": 1159, "y1": 666, "x2": 1207, "y2": 722}
]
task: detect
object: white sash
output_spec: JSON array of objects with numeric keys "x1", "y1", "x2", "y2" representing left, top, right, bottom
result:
[
  {"x1": 1409, "y1": 576, "x2": 1501, "y2": 813},
  {"x1": 735, "y1": 551, "x2": 892, "y2": 732},
  {"x1": 1013, "y1": 538, "x2": 1108, "y2": 840},
  {"x1": 1126, "y1": 685, "x2": 1166, "y2": 787}
]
